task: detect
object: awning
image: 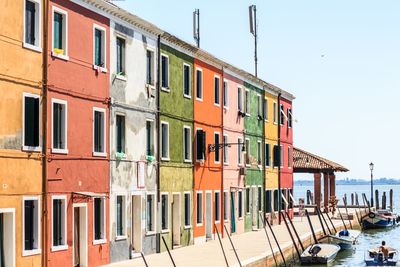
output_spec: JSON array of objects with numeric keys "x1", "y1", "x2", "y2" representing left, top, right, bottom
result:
[{"x1": 293, "y1": 147, "x2": 349, "y2": 173}]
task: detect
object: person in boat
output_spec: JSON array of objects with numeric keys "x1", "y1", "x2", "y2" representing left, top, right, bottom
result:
[{"x1": 379, "y1": 241, "x2": 389, "y2": 260}]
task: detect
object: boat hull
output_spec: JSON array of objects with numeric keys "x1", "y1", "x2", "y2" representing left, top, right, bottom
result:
[
  {"x1": 301, "y1": 244, "x2": 341, "y2": 265},
  {"x1": 362, "y1": 216, "x2": 396, "y2": 229}
]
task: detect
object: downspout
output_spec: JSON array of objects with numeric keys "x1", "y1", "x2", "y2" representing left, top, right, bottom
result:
[
  {"x1": 156, "y1": 34, "x2": 161, "y2": 253},
  {"x1": 277, "y1": 92, "x2": 281, "y2": 225},
  {"x1": 220, "y1": 66, "x2": 224, "y2": 237},
  {"x1": 42, "y1": 0, "x2": 49, "y2": 265},
  {"x1": 262, "y1": 86, "x2": 266, "y2": 222}
]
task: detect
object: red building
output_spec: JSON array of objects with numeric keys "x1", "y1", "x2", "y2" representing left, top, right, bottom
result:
[
  {"x1": 45, "y1": 0, "x2": 110, "y2": 266},
  {"x1": 279, "y1": 94, "x2": 294, "y2": 217}
]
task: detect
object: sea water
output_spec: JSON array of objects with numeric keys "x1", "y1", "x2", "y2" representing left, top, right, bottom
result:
[{"x1": 294, "y1": 184, "x2": 400, "y2": 266}]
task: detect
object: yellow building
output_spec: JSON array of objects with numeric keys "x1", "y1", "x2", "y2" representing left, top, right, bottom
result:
[
  {"x1": 0, "y1": 0, "x2": 43, "y2": 266},
  {"x1": 264, "y1": 89, "x2": 279, "y2": 219}
]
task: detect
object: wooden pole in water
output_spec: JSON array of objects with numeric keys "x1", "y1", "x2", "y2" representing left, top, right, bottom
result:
[
  {"x1": 338, "y1": 208, "x2": 348, "y2": 231},
  {"x1": 382, "y1": 192, "x2": 387, "y2": 210},
  {"x1": 325, "y1": 210, "x2": 337, "y2": 233},
  {"x1": 281, "y1": 211, "x2": 301, "y2": 261},
  {"x1": 318, "y1": 207, "x2": 332, "y2": 234},
  {"x1": 351, "y1": 193, "x2": 354, "y2": 206},
  {"x1": 375, "y1": 190, "x2": 379, "y2": 210},
  {"x1": 316, "y1": 206, "x2": 327, "y2": 236},
  {"x1": 265, "y1": 217, "x2": 287, "y2": 266},
  {"x1": 305, "y1": 209, "x2": 318, "y2": 244},
  {"x1": 342, "y1": 197, "x2": 353, "y2": 229},
  {"x1": 258, "y1": 213, "x2": 278, "y2": 267},
  {"x1": 390, "y1": 189, "x2": 393, "y2": 211}
]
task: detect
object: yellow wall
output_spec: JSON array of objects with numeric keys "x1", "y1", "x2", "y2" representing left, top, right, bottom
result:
[
  {"x1": 265, "y1": 91, "x2": 278, "y2": 189},
  {"x1": 0, "y1": 0, "x2": 43, "y2": 266}
]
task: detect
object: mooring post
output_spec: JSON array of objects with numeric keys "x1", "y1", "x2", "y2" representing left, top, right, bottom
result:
[
  {"x1": 161, "y1": 236, "x2": 176, "y2": 267},
  {"x1": 342, "y1": 197, "x2": 353, "y2": 229},
  {"x1": 382, "y1": 192, "x2": 387, "y2": 210},
  {"x1": 306, "y1": 189, "x2": 311, "y2": 205},
  {"x1": 324, "y1": 210, "x2": 337, "y2": 233},
  {"x1": 266, "y1": 216, "x2": 287, "y2": 266},
  {"x1": 351, "y1": 193, "x2": 354, "y2": 206},
  {"x1": 375, "y1": 190, "x2": 379, "y2": 211},
  {"x1": 318, "y1": 207, "x2": 332, "y2": 235},
  {"x1": 281, "y1": 211, "x2": 301, "y2": 261},
  {"x1": 141, "y1": 252, "x2": 149, "y2": 267},
  {"x1": 390, "y1": 189, "x2": 393, "y2": 211},
  {"x1": 223, "y1": 224, "x2": 242, "y2": 267},
  {"x1": 316, "y1": 206, "x2": 327, "y2": 236},
  {"x1": 214, "y1": 224, "x2": 229, "y2": 267},
  {"x1": 285, "y1": 211, "x2": 305, "y2": 251},
  {"x1": 338, "y1": 208, "x2": 348, "y2": 231},
  {"x1": 305, "y1": 209, "x2": 318, "y2": 244},
  {"x1": 258, "y1": 213, "x2": 278, "y2": 267}
]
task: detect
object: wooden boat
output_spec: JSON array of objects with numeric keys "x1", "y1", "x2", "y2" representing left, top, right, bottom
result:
[
  {"x1": 362, "y1": 210, "x2": 400, "y2": 229},
  {"x1": 365, "y1": 246, "x2": 398, "y2": 266},
  {"x1": 319, "y1": 229, "x2": 360, "y2": 250},
  {"x1": 300, "y1": 243, "x2": 341, "y2": 264}
]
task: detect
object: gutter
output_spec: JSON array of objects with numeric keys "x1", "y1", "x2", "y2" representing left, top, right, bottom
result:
[
  {"x1": 156, "y1": 34, "x2": 161, "y2": 253},
  {"x1": 277, "y1": 93, "x2": 281, "y2": 225}
]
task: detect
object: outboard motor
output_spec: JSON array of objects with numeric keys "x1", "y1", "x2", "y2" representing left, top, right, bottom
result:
[{"x1": 309, "y1": 245, "x2": 322, "y2": 257}]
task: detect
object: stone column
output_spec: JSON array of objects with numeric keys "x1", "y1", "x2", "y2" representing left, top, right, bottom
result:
[
  {"x1": 329, "y1": 173, "x2": 336, "y2": 198},
  {"x1": 323, "y1": 173, "x2": 329, "y2": 211},
  {"x1": 314, "y1": 173, "x2": 322, "y2": 209}
]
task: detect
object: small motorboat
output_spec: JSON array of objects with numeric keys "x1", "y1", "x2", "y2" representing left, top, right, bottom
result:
[
  {"x1": 319, "y1": 229, "x2": 360, "y2": 250},
  {"x1": 300, "y1": 243, "x2": 341, "y2": 264},
  {"x1": 362, "y1": 210, "x2": 399, "y2": 229},
  {"x1": 365, "y1": 246, "x2": 398, "y2": 266}
]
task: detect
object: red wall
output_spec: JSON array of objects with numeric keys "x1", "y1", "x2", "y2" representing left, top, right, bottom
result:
[{"x1": 280, "y1": 97, "x2": 293, "y2": 190}]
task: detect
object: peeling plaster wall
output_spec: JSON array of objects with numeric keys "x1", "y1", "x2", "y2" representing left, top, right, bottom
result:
[{"x1": 109, "y1": 21, "x2": 158, "y2": 261}]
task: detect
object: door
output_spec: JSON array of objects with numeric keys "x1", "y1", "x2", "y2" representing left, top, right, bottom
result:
[
  {"x1": 73, "y1": 206, "x2": 87, "y2": 267},
  {"x1": 205, "y1": 192, "x2": 212, "y2": 240},
  {"x1": 0, "y1": 213, "x2": 4, "y2": 267},
  {"x1": 74, "y1": 208, "x2": 80, "y2": 267},
  {"x1": 172, "y1": 194, "x2": 181, "y2": 247},
  {"x1": 230, "y1": 192, "x2": 236, "y2": 233},
  {"x1": 0, "y1": 211, "x2": 15, "y2": 267},
  {"x1": 132, "y1": 195, "x2": 142, "y2": 252},
  {"x1": 252, "y1": 187, "x2": 257, "y2": 228}
]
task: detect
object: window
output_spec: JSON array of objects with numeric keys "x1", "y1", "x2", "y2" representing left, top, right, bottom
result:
[
  {"x1": 183, "y1": 126, "x2": 191, "y2": 162},
  {"x1": 257, "y1": 141, "x2": 262, "y2": 166},
  {"x1": 288, "y1": 108, "x2": 293, "y2": 128},
  {"x1": 265, "y1": 190, "x2": 272, "y2": 213},
  {"x1": 265, "y1": 143, "x2": 270, "y2": 167},
  {"x1": 23, "y1": 197, "x2": 40, "y2": 255},
  {"x1": 223, "y1": 192, "x2": 228, "y2": 221},
  {"x1": 116, "y1": 115, "x2": 125, "y2": 154},
  {"x1": 161, "y1": 54, "x2": 169, "y2": 89},
  {"x1": 223, "y1": 81, "x2": 228, "y2": 107},
  {"x1": 94, "y1": 198, "x2": 105, "y2": 242},
  {"x1": 273, "y1": 190, "x2": 279, "y2": 211},
  {"x1": 281, "y1": 189, "x2": 287, "y2": 210},
  {"x1": 245, "y1": 188, "x2": 250, "y2": 214},
  {"x1": 263, "y1": 98, "x2": 268, "y2": 120},
  {"x1": 214, "y1": 76, "x2": 220, "y2": 105},
  {"x1": 258, "y1": 187, "x2": 262, "y2": 211},
  {"x1": 288, "y1": 147, "x2": 291, "y2": 168},
  {"x1": 146, "y1": 50, "x2": 154, "y2": 85},
  {"x1": 223, "y1": 135, "x2": 228, "y2": 164},
  {"x1": 237, "y1": 137, "x2": 243, "y2": 165},
  {"x1": 196, "y1": 192, "x2": 203, "y2": 224},
  {"x1": 238, "y1": 87, "x2": 243, "y2": 112},
  {"x1": 52, "y1": 196, "x2": 66, "y2": 249},
  {"x1": 52, "y1": 99, "x2": 67, "y2": 153},
  {"x1": 183, "y1": 64, "x2": 191, "y2": 97},
  {"x1": 245, "y1": 139, "x2": 250, "y2": 165},
  {"x1": 214, "y1": 132, "x2": 220, "y2": 163},
  {"x1": 238, "y1": 190, "x2": 243, "y2": 218},
  {"x1": 93, "y1": 108, "x2": 106, "y2": 155},
  {"x1": 280, "y1": 104, "x2": 285, "y2": 125},
  {"x1": 257, "y1": 95, "x2": 262, "y2": 118},
  {"x1": 116, "y1": 195, "x2": 125, "y2": 236},
  {"x1": 52, "y1": 7, "x2": 67, "y2": 57},
  {"x1": 196, "y1": 129, "x2": 206, "y2": 161},
  {"x1": 116, "y1": 37, "x2": 125, "y2": 74},
  {"x1": 94, "y1": 25, "x2": 106, "y2": 68},
  {"x1": 273, "y1": 102, "x2": 277, "y2": 124},
  {"x1": 146, "y1": 194, "x2": 155, "y2": 232},
  {"x1": 23, "y1": 94, "x2": 40, "y2": 151},
  {"x1": 184, "y1": 193, "x2": 191, "y2": 227},
  {"x1": 244, "y1": 90, "x2": 250, "y2": 115},
  {"x1": 196, "y1": 69, "x2": 203, "y2": 100},
  {"x1": 161, "y1": 193, "x2": 169, "y2": 231},
  {"x1": 280, "y1": 145, "x2": 284, "y2": 167},
  {"x1": 214, "y1": 192, "x2": 220, "y2": 222},
  {"x1": 24, "y1": 0, "x2": 41, "y2": 50},
  {"x1": 273, "y1": 145, "x2": 280, "y2": 167},
  {"x1": 161, "y1": 122, "x2": 169, "y2": 160},
  {"x1": 146, "y1": 120, "x2": 154, "y2": 156}
]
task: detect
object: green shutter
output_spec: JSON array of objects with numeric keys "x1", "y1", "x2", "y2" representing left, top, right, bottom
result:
[
  {"x1": 54, "y1": 13, "x2": 63, "y2": 50},
  {"x1": 95, "y1": 29, "x2": 102, "y2": 66}
]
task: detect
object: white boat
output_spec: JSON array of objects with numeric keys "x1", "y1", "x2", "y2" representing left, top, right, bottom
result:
[
  {"x1": 319, "y1": 229, "x2": 360, "y2": 250},
  {"x1": 300, "y1": 243, "x2": 341, "y2": 264},
  {"x1": 365, "y1": 247, "x2": 398, "y2": 266}
]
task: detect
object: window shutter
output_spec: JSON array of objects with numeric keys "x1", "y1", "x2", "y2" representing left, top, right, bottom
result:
[
  {"x1": 25, "y1": 1, "x2": 36, "y2": 45},
  {"x1": 95, "y1": 29, "x2": 102, "y2": 66},
  {"x1": 54, "y1": 13, "x2": 63, "y2": 49},
  {"x1": 201, "y1": 130, "x2": 206, "y2": 160},
  {"x1": 25, "y1": 97, "x2": 35, "y2": 146},
  {"x1": 24, "y1": 200, "x2": 34, "y2": 250}
]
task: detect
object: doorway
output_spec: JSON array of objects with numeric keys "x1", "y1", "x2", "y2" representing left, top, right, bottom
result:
[
  {"x1": 73, "y1": 205, "x2": 87, "y2": 267},
  {"x1": 131, "y1": 195, "x2": 142, "y2": 252},
  {"x1": 252, "y1": 187, "x2": 257, "y2": 229},
  {"x1": 172, "y1": 193, "x2": 181, "y2": 247},
  {"x1": 0, "y1": 209, "x2": 15, "y2": 267},
  {"x1": 205, "y1": 192, "x2": 212, "y2": 240},
  {"x1": 230, "y1": 192, "x2": 236, "y2": 234}
]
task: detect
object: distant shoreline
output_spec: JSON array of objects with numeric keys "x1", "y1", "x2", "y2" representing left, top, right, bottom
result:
[{"x1": 295, "y1": 178, "x2": 400, "y2": 186}]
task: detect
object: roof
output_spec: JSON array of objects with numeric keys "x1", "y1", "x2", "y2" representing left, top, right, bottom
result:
[{"x1": 293, "y1": 147, "x2": 349, "y2": 173}]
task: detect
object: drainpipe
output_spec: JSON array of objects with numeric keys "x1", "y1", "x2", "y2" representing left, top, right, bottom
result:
[
  {"x1": 156, "y1": 34, "x2": 161, "y2": 253},
  {"x1": 220, "y1": 67, "x2": 224, "y2": 237},
  {"x1": 42, "y1": 0, "x2": 49, "y2": 265},
  {"x1": 262, "y1": 86, "x2": 266, "y2": 221},
  {"x1": 277, "y1": 92, "x2": 281, "y2": 225}
]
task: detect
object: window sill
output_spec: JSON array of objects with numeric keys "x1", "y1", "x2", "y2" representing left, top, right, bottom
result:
[
  {"x1": 146, "y1": 83, "x2": 155, "y2": 88},
  {"x1": 184, "y1": 159, "x2": 192, "y2": 163},
  {"x1": 184, "y1": 225, "x2": 192, "y2": 229},
  {"x1": 23, "y1": 43, "x2": 42, "y2": 53},
  {"x1": 93, "y1": 65, "x2": 108, "y2": 73},
  {"x1": 115, "y1": 74, "x2": 127, "y2": 81},
  {"x1": 93, "y1": 239, "x2": 107, "y2": 245},
  {"x1": 145, "y1": 231, "x2": 156, "y2": 236},
  {"x1": 161, "y1": 229, "x2": 170, "y2": 234},
  {"x1": 183, "y1": 94, "x2": 191, "y2": 99},
  {"x1": 214, "y1": 103, "x2": 221, "y2": 107},
  {"x1": 51, "y1": 245, "x2": 68, "y2": 252},
  {"x1": 223, "y1": 106, "x2": 229, "y2": 110},
  {"x1": 161, "y1": 87, "x2": 170, "y2": 92},
  {"x1": 22, "y1": 249, "x2": 41, "y2": 257},
  {"x1": 161, "y1": 157, "x2": 170, "y2": 161},
  {"x1": 93, "y1": 152, "x2": 107, "y2": 157},
  {"x1": 52, "y1": 148, "x2": 69, "y2": 154},
  {"x1": 195, "y1": 97, "x2": 203, "y2": 102},
  {"x1": 223, "y1": 162, "x2": 229, "y2": 166},
  {"x1": 22, "y1": 146, "x2": 42, "y2": 152},
  {"x1": 51, "y1": 51, "x2": 69, "y2": 61},
  {"x1": 115, "y1": 235, "x2": 127, "y2": 241}
]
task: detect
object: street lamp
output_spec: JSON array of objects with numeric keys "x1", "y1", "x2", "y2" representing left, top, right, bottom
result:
[{"x1": 369, "y1": 162, "x2": 374, "y2": 207}]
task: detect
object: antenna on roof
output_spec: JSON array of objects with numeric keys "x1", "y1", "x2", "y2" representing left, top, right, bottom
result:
[
  {"x1": 193, "y1": 9, "x2": 200, "y2": 48},
  {"x1": 249, "y1": 5, "x2": 258, "y2": 77}
]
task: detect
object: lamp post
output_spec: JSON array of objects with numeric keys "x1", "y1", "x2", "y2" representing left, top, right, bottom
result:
[{"x1": 369, "y1": 162, "x2": 374, "y2": 207}]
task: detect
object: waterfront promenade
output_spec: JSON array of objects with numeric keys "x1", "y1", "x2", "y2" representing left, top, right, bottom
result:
[{"x1": 104, "y1": 209, "x2": 359, "y2": 267}]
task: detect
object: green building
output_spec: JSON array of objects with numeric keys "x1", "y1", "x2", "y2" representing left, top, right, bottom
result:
[
  {"x1": 243, "y1": 81, "x2": 264, "y2": 231},
  {"x1": 158, "y1": 41, "x2": 194, "y2": 250}
]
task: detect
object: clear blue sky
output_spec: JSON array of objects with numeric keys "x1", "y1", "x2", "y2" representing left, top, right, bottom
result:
[{"x1": 115, "y1": 0, "x2": 400, "y2": 180}]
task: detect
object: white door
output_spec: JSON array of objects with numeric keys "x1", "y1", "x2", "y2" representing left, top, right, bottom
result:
[
  {"x1": 0, "y1": 210, "x2": 15, "y2": 267},
  {"x1": 132, "y1": 195, "x2": 142, "y2": 252},
  {"x1": 172, "y1": 194, "x2": 181, "y2": 247},
  {"x1": 205, "y1": 192, "x2": 212, "y2": 240},
  {"x1": 73, "y1": 205, "x2": 87, "y2": 267}
]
